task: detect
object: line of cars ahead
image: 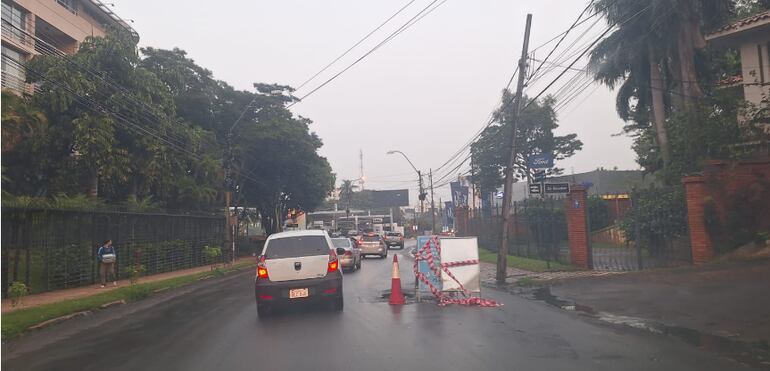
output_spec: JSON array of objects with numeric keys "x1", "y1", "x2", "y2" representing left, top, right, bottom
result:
[{"x1": 254, "y1": 229, "x2": 405, "y2": 317}]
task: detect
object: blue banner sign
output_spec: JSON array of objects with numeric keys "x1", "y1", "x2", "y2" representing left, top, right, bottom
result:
[
  {"x1": 528, "y1": 154, "x2": 554, "y2": 169},
  {"x1": 450, "y1": 182, "x2": 468, "y2": 207}
]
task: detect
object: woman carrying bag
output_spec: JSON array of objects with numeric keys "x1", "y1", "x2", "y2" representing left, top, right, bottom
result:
[{"x1": 98, "y1": 240, "x2": 117, "y2": 288}]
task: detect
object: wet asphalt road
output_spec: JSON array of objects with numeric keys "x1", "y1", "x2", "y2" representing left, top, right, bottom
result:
[{"x1": 2, "y1": 240, "x2": 756, "y2": 371}]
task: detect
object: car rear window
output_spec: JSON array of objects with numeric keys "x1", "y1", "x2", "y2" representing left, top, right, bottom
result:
[
  {"x1": 331, "y1": 238, "x2": 351, "y2": 248},
  {"x1": 265, "y1": 236, "x2": 329, "y2": 259},
  {"x1": 386, "y1": 232, "x2": 400, "y2": 236},
  {"x1": 363, "y1": 236, "x2": 381, "y2": 242}
]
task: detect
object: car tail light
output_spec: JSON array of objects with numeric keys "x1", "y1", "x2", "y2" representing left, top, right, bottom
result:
[
  {"x1": 328, "y1": 249, "x2": 339, "y2": 272},
  {"x1": 355, "y1": 239, "x2": 362, "y2": 246},
  {"x1": 400, "y1": 236, "x2": 404, "y2": 241},
  {"x1": 257, "y1": 255, "x2": 269, "y2": 279},
  {"x1": 344, "y1": 250, "x2": 352, "y2": 256}
]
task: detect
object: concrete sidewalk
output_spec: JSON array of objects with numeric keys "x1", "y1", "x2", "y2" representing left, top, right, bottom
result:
[
  {"x1": 548, "y1": 258, "x2": 770, "y2": 344},
  {"x1": 2, "y1": 257, "x2": 254, "y2": 314},
  {"x1": 478, "y1": 261, "x2": 625, "y2": 285}
]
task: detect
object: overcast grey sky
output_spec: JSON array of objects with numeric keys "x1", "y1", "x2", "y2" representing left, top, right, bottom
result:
[{"x1": 113, "y1": 0, "x2": 639, "y2": 204}]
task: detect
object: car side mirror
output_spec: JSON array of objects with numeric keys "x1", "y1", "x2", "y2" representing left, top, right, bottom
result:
[{"x1": 336, "y1": 247, "x2": 346, "y2": 255}]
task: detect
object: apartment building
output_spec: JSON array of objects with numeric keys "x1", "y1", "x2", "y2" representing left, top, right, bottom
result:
[{"x1": 1, "y1": 0, "x2": 136, "y2": 93}]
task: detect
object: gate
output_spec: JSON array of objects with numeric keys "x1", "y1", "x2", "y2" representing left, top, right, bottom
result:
[{"x1": 589, "y1": 188, "x2": 692, "y2": 271}]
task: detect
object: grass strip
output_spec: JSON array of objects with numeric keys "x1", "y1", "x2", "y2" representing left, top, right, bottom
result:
[
  {"x1": 477, "y1": 248, "x2": 578, "y2": 272},
  {"x1": 2, "y1": 261, "x2": 255, "y2": 340}
]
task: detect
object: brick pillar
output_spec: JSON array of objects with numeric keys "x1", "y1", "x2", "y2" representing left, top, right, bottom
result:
[
  {"x1": 455, "y1": 207, "x2": 468, "y2": 237},
  {"x1": 566, "y1": 185, "x2": 592, "y2": 269},
  {"x1": 683, "y1": 175, "x2": 714, "y2": 264}
]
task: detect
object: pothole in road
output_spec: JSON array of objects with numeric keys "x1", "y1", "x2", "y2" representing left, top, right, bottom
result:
[
  {"x1": 376, "y1": 288, "x2": 434, "y2": 305},
  {"x1": 528, "y1": 287, "x2": 770, "y2": 369}
]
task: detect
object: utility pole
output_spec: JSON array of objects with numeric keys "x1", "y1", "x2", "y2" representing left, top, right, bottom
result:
[
  {"x1": 498, "y1": 14, "x2": 532, "y2": 284},
  {"x1": 418, "y1": 170, "x2": 425, "y2": 235},
  {"x1": 429, "y1": 169, "x2": 436, "y2": 234},
  {"x1": 224, "y1": 105, "x2": 261, "y2": 264},
  {"x1": 470, "y1": 155, "x2": 477, "y2": 213}
]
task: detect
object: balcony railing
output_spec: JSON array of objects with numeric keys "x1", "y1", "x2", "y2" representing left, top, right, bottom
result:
[{"x1": 0, "y1": 17, "x2": 35, "y2": 50}]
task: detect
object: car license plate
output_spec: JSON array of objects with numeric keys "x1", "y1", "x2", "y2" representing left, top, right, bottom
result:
[{"x1": 289, "y1": 288, "x2": 309, "y2": 299}]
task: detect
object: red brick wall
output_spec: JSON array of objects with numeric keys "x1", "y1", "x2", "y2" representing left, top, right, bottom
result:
[
  {"x1": 702, "y1": 159, "x2": 770, "y2": 232},
  {"x1": 683, "y1": 159, "x2": 770, "y2": 263},
  {"x1": 566, "y1": 185, "x2": 591, "y2": 269},
  {"x1": 683, "y1": 176, "x2": 714, "y2": 264}
]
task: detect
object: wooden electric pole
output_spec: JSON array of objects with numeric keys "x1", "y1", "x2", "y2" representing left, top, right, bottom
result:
[
  {"x1": 429, "y1": 169, "x2": 436, "y2": 234},
  {"x1": 498, "y1": 14, "x2": 532, "y2": 284}
]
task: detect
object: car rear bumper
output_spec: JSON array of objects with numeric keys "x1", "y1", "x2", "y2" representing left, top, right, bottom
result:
[
  {"x1": 339, "y1": 257, "x2": 356, "y2": 268},
  {"x1": 360, "y1": 246, "x2": 385, "y2": 255},
  {"x1": 385, "y1": 240, "x2": 403, "y2": 246},
  {"x1": 255, "y1": 271, "x2": 342, "y2": 305}
]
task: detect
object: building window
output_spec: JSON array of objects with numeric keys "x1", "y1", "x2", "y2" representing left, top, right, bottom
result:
[
  {"x1": 56, "y1": 0, "x2": 77, "y2": 15},
  {"x1": 1, "y1": 1, "x2": 27, "y2": 42},
  {"x1": 1, "y1": 45, "x2": 27, "y2": 92}
]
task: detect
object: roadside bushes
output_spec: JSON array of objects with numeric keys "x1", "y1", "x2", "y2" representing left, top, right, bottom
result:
[{"x1": 619, "y1": 186, "x2": 688, "y2": 255}]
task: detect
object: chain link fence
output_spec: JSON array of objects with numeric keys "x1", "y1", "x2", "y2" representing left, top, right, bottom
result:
[{"x1": 2, "y1": 208, "x2": 225, "y2": 296}]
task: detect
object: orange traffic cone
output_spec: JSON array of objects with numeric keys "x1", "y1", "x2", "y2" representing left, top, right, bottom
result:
[{"x1": 389, "y1": 254, "x2": 405, "y2": 305}]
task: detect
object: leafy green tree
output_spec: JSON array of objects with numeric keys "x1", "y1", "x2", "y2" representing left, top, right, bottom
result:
[
  {"x1": 339, "y1": 180, "x2": 358, "y2": 220},
  {"x1": 4, "y1": 35, "x2": 335, "y2": 221},
  {"x1": 470, "y1": 93, "x2": 582, "y2": 194},
  {"x1": 1, "y1": 90, "x2": 47, "y2": 153},
  {"x1": 20, "y1": 30, "x2": 180, "y2": 201},
  {"x1": 589, "y1": 0, "x2": 736, "y2": 176}
]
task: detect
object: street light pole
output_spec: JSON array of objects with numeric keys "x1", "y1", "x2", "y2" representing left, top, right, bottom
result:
[{"x1": 386, "y1": 150, "x2": 426, "y2": 235}]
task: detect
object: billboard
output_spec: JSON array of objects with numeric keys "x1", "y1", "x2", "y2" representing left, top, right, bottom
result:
[{"x1": 369, "y1": 189, "x2": 409, "y2": 208}]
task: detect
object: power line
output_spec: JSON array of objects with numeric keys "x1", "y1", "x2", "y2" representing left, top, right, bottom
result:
[
  {"x1": 5, "y1": 20, "x2": 197, "y2": 149},
  {"x1": 523, "y1": 5, "x2": 651, "y2": 111},
  {"x1": 432, "y1": 3, "x2": 608, "y2": 178},
  {"x1": 287, "y1": 0, "x2": 448, "y2": 108},
  {"x1": 7, "y1": 53, "x2": 265, "y2": 187},
  {"x1": 526, "y1": 1, "x2": 594, "y2": 86},
  {"x1": 294, "y1": 0, "x2": 418, "y2": 91}
]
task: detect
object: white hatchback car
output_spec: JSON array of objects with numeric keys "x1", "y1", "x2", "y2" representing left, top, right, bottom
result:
[{"x1": 254, "y1": 230, "x2": 344, "y2": 317}]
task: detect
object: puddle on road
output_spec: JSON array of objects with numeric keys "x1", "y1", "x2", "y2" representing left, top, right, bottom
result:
[
  {"x1": 529, "y1": 287, "x2": 770, "y2": 370},
  {"x1": 376, "y1": 288, "x2": 424, "y2": 305}
]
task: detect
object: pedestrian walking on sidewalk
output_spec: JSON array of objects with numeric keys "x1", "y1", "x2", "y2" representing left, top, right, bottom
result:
[{"x1": 98, "y1": 240, "x2": 117, "y2": 288}]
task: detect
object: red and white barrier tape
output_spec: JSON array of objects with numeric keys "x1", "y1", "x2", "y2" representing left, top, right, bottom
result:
[{"x1": 414, "y1": 237, "x2": 501, "y2": 307}]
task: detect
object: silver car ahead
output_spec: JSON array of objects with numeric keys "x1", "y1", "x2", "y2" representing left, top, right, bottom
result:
[
  {"x1": 358, "y1": 234, "x2": 388, "y2": 259},
  {"x1": 331, "y1": 237, "x2": 362, "y2": 271}
]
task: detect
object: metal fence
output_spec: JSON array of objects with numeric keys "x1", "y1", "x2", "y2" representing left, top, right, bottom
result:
[
  {"x1": 463, "y1": 198, "x2": 570, "y2": 267},
  {"x1": 1, "y1": 208, "x2": 225, "y2": 296},
  {"x1": 459, "y1": 189, "x2": 693, "y2": 272},
  {"x1": 589, "y1": 190, "x2": 692, "y2": 271}
]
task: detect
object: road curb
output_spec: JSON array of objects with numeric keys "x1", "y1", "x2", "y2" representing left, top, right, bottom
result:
[
  {"x1": 11, "y1": 264, "x2": 256, "y2": 338},
  {"x1": 27, "y1": 311, "x2": 93, "y2": 331},
  {"x1": 99, "y1": 300, "x2": 126, "y2": 309}
]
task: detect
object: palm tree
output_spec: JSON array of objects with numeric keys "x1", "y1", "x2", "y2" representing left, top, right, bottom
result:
[
  {"x1": 339, "y1": 179, "x2": 358, "y2": 223},
  {"x1": 1, "y1": 90, "x2": 47, "y2": 153},
  {"x1": 588, "y1": 0, "x2": 732, "y2": 172}
]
